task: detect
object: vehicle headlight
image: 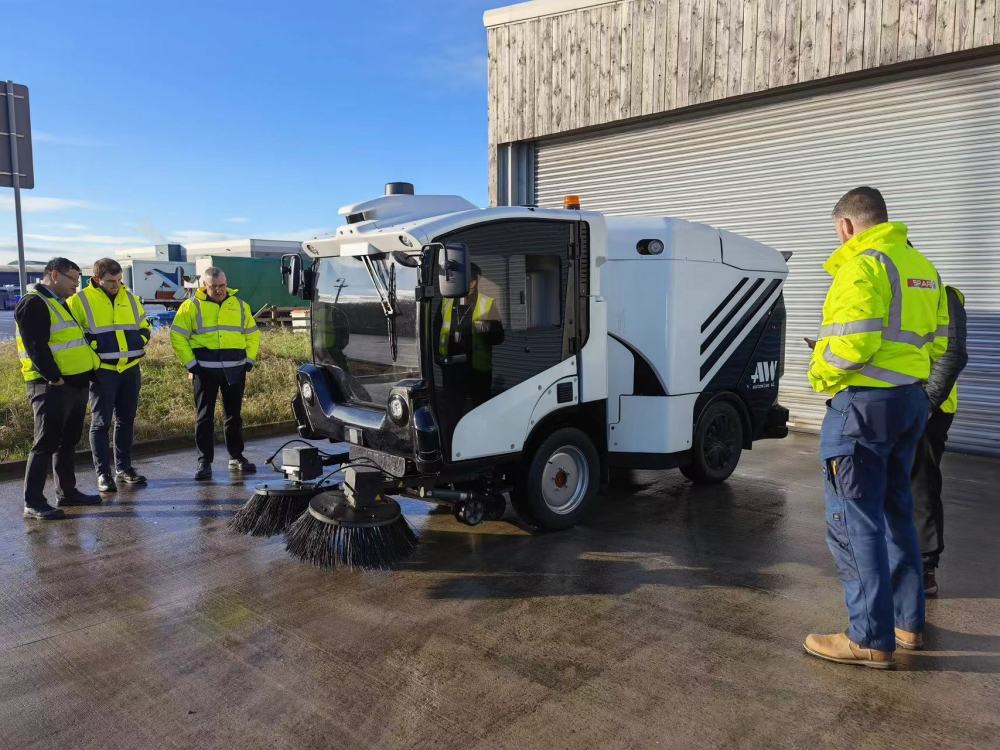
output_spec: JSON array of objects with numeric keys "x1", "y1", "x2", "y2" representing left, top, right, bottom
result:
[
  {"x1": 301, "y1": 381, "x2": 314, "y2": 403},
  {"x1": 388, "y1": 393, "x2": 409, "y2": 426}
]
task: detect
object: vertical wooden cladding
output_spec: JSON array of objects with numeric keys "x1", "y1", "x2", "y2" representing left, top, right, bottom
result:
[{"x1": 487, "y1": 0, "x2": 1000, "y2": 145}]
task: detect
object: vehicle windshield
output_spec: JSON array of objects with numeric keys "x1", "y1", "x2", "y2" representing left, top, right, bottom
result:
[{"x1": 311, "y1": 255, "x2": 420, "y2": 408}]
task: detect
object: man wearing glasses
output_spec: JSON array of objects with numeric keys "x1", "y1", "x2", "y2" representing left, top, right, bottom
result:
[
  {"x1": 169, "y1": 267, "x2": 260, "y2": 481},
  {"x1": 14, "y1": 257, "x2": 101, "y2": 519}
]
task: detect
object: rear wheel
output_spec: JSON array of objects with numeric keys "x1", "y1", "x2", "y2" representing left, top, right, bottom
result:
[
  {"x1": 680, "y1": 399, "x2": 743, "y2": 484},
  {"x1": 512, "y1": 427, "x2": 600, "y2": 530}
]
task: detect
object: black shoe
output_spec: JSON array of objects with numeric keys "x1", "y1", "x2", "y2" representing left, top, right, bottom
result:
[
  {"x1": 228, "y1": 457, "x2": 257, "y2": 474},
  {"x1": 923, "y1": 569, "x2": 938, "y2": 597},
  {"x1": 97, "y1": 473, "x2": 118, "y2": 493},
  {"x1": 116, "y1": 467, "x2": 147, "y2": 485},
  {"x1": 194, "y1": 463, "x2": 213, "y2": 481},
  {"x1": 23, "y1": 503, "x2": 66, "y2": 520},
  {"x1": 57, "y1": 490, "x2": 102, "y2": 507}
]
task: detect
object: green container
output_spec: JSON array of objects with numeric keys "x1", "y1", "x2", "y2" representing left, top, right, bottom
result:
[{"x1": 197, "y1": 256, "x2": 306, "y2": 314}]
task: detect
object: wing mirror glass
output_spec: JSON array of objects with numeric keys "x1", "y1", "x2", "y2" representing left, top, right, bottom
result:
[{"x1": 437, "y1": 242, "x2": 470, "y2": 299}]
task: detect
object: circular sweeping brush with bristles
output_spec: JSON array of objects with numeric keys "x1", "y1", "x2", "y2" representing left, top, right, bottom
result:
[
  {"x1": 284, "y1": 489, "x2": 418, "y2": 571},
  {"x1": 229, "y1": 481, "x2": 321, "y2": 537}
]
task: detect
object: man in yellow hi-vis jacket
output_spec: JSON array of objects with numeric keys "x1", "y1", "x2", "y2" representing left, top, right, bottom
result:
[
  {"x1": 69, "y1": 258, "x2": 152, "y2": 493},
  {"x1": 169, "y1": 267, "x2": 260, "y2": 481},
  {"x1": 804, "y1": 187, "x2": 949, "y2": 669}
]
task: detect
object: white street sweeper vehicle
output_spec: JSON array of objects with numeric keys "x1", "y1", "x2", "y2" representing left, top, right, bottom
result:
[{"x1": 258, "y1": 182, "x2": 788, "y2": 562}]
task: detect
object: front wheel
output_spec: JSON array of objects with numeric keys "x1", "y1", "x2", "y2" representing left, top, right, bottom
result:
[
  {"x1": 512, "y1": 427, "x2": 600, "y2": 530},
  {"x1": 680, "y1": 399, "x2": 744, "y2": 484}
]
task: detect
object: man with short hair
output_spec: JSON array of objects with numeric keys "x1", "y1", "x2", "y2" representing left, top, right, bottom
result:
[
  {"x1": 804, "y1": 186, "x2": 949, "y2": 669},
  {"x1": 15, "y1": 257, "x2": 101, "y2": 519},
  {"x1": 69, "y1": 258, "x2": 152, "y2": 493},
  {"x1": 169, "y1": 268, "x2": 260, "y2": 481}
]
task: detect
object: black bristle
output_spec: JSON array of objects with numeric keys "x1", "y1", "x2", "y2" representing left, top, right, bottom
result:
[
  {"x1": 284, "y1": 511, "x2": 418, "y2": 571},
  {"x1": 229, "y1": 490, "x2": 314, "y2": 537}
]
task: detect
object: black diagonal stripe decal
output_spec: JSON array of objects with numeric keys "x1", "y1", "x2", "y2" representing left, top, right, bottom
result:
[
  {"x1": 700, "y1": 279, "x2": 782, "y2": 380},
  {"x1": 701, "y1": 277, "x2": 764, "y2": 355},
  {"x1": 701, "y1": 277, "x2": 749, "y2": 333}
]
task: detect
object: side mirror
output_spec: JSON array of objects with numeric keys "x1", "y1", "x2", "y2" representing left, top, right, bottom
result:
[
  {"x1": 282, "y1": 253, "x2": 304, "y2": 298},
  {"x1": 438, "y1": 242, "x2": 471, "y2": 299}
]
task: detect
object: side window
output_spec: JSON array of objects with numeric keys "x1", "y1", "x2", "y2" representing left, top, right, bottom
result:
[{"x1": 431, "y1": 220, "x2": 574, "y2": 427}]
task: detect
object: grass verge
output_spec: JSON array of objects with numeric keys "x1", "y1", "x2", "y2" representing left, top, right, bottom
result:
[{"x1": 0, "y1": 328, "x2": 310, "y2": 463}]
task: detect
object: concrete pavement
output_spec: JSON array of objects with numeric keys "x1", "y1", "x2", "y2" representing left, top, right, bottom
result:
[{"x1": 1, "y1": 432, "x2": 998, "y2": 749}]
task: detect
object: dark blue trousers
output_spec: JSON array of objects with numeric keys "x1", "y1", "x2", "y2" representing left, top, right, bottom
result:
[
  {"x1": 819, "y1": 383, "x2": 928, "y2": 652},
  {"x1": 89, "y1": 367, "x2": 141, "y2": 476}
]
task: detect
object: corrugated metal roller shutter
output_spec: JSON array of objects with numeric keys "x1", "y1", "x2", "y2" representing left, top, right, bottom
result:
[{"x1": 533, "y1": 57, "x2": 1000, "y2": 456}]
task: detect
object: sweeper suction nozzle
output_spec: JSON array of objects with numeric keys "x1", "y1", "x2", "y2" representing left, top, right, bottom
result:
[{"x1": 284, "y1": 466, "x2": 417, "y2": 571}]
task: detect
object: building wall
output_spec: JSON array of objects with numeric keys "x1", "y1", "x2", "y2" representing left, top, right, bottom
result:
[{"x1": 486, "y1": 0, "x2": 1000, "y2": 203}]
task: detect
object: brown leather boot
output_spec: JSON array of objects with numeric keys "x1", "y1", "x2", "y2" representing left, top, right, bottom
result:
[
  {"x1": 803, "y1": 632, "x2": 894, "y2": 669},
  {"x1": 894, "y1": 628, "x2": 923, "y2": 650}
]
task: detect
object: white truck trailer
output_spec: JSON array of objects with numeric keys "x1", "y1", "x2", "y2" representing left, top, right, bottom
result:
[{"x1": 287, "y1": 183, "x2": 789, "y2": 530}]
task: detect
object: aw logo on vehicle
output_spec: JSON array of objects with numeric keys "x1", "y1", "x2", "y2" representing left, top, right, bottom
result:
[{"x1": 749, "y1": 360, "x2": 779, "y2": 390}]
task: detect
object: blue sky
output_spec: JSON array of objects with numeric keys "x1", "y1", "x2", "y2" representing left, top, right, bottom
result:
[{"x1": 1, "y1": 0, "x2": 502, "y2": 265}]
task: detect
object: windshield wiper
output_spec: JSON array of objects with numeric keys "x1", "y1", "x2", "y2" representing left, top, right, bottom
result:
[{"x1": 362, "y1": 255, "x2": 398, "y2": 362}]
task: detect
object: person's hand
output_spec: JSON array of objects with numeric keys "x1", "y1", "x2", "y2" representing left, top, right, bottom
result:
[
  {"x1": 473, "y1": 320, "x2": 489, "y2": 334},
  {"x1": 804, "y1": 337, "x2": 817, "y2": 351},
  {"x1": 245, "y1": 362, "x2": 254, "y2": 373},
  {"x1": 188, "y1": 372, "x2": 194, "y2": 381},
  {"x1": 48, "y1": 378, "x2": 65, "y2": 386}
]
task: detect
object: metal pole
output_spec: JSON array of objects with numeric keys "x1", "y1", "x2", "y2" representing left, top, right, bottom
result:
[{"x1": 5, "y1": 81, "x2": 27, "y2": 292}]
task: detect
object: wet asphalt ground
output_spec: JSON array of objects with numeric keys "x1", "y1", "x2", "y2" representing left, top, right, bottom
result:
[{"x1": 1, "y1": 431, "x2": 998, "y2": 749}]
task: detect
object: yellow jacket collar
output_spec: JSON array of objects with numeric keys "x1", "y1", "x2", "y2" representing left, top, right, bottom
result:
[
  {"x1": 823, "y1": 222, "x2": 909, "y2": 276},
  {"x1": 194, "y1": 288, "x2": 239, "y2": 301}
]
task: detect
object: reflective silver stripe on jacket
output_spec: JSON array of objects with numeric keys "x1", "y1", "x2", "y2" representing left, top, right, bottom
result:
[
  {"x1": 822, "y1": 346, "x2": 921, "y2": 386},
  {"x1": 195, "y1": 359, "x2": 248, "y2": 368},
  {"x1": 192, "y1": 297, "x2": 206, "y2": 332},
  {"x1": 860, "y1": 249, "x2": 941, "y2": 349},
  {"x1": 49, "y1": 339, "x2": 89, "y2": 353},
  {"x1": 196, "y1": 325, "x2": 245, "y2": 333},
  {"x1": 191, "y1": 296, "x2": 247, "y2": 335},
  {"x1": 818, "y1": 318, "x2": 883, "y2": 338},
  {"x1": 97, "y1": 349, "x2": 146, "y2": 360},
  {"x1": 170, "y1": 324, "x2": 192, "y2": 338}
]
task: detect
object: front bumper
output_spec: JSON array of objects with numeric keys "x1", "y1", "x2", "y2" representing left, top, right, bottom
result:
[{"x1": 293, "y1": 363, "x2": 443, "y2": 475}]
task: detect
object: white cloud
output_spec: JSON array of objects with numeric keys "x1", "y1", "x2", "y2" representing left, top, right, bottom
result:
[
  {"x1": 168, "y1": 230, "x2": 243, "y2": 243},
  {"x1": 40, "y1": 222, "x2": 90, "y2": 231},
  {"x1": 32, "y1": 131, "x2": 100, "y2": 147},
  {"x1": 224, "y1": 216, "x2": 251, "y2": 224},
  {"x1": 25, "y1": 232, "x2": 150, "y2": 246},
  {"x1": 0, "y1": 195, "x2": 92, "y2": 213}
]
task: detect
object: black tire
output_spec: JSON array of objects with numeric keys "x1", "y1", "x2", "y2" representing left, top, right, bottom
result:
[
  {"x1": 512, "y1": 427, "x2": 601, "y2": 530},
  {"x1": 680, "y1": 399, "x2": 743, "y2": 484}
]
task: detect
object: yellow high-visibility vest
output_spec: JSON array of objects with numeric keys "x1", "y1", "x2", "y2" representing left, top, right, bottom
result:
[
  {"x1": 68, "y1": 282, "x2": 151, "y2": 372},
  {"x1": 169, "y1": 288, "x2": 260, "y2": 371},
  {"x1": 439, "y1": 293, "x2": 495, "y2": 372},
  {"x1": 941, "y1": 286, "x2": 965, "y2": 415},
  {"x1": 808, "y1": 222, "x2": 949, "y2": 396},
  {"x1": 16, "y1": 289, "x2": 98, "y2": 381}
]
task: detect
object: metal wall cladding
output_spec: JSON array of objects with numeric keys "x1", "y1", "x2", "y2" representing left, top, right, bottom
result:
[{"x1": 533, "y1": 57, "x2": 1000, "y2": 456}]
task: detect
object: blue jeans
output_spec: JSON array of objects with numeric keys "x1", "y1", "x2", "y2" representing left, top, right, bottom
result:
[
  {"x1": 89, "y1": 367, "x2": 142, "y2": 476},
  {"x1": 819, "y1": 383, "x2": 928, "y2": 652}
]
